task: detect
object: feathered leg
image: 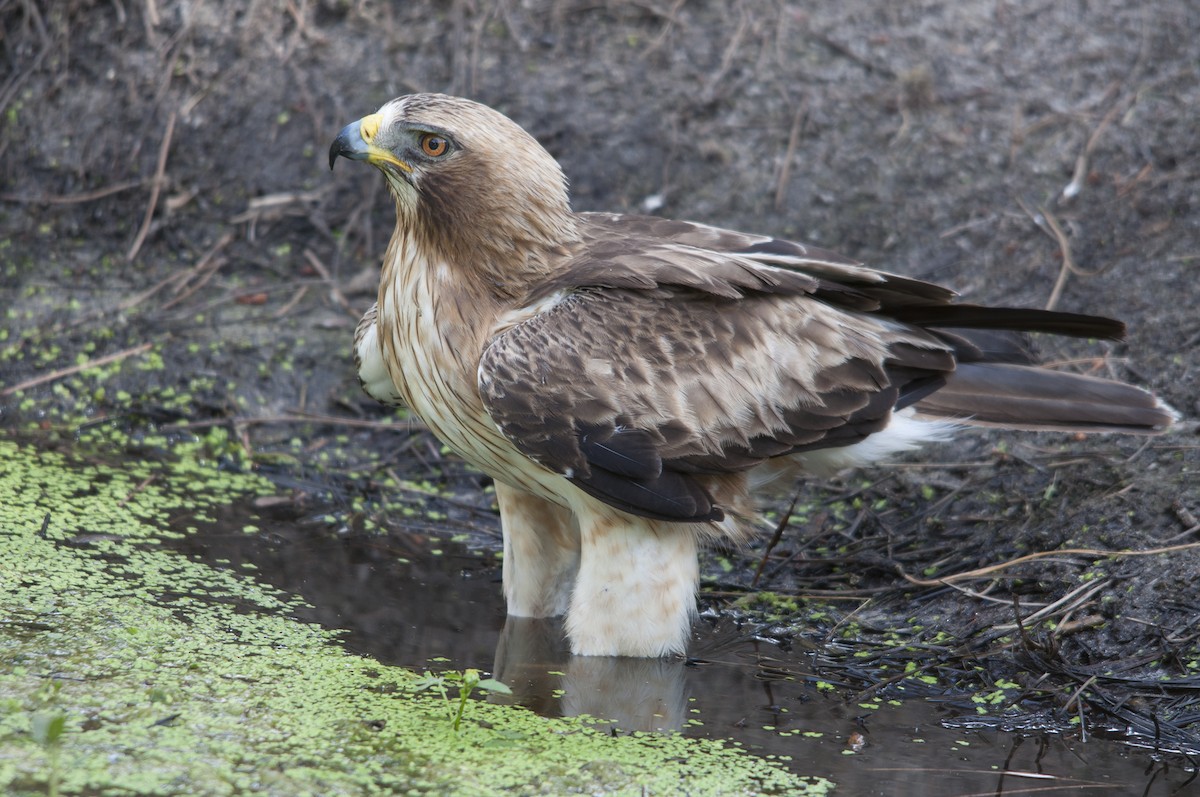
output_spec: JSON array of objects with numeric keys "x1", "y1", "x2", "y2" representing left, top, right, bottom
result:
[
  {"x1": 567, "y1": 501, "x2": 699, "y2": 657},
  {"x1": 496, "y1": 481, "x2": 580, "y2": 618}
]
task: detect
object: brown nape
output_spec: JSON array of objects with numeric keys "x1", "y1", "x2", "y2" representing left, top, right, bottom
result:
[{"x1": 914, "y1": 362, "x2": 1175, "y2": 433}]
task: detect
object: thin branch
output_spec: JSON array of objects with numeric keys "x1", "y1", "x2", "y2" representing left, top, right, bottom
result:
[
  {"x1": 303, "y1": 248, "x2": 360, "y2": 320},
  {"x1": 751, "y1": 489, "x2": 801, "y2": 588},
  {"x1": 1060, "y1": 94, "x2": 1129, "y2": 203},
  {"x1": 773, "y1": 99, "x2": 808, "y2": 211},
  {"x1": 273, "y1": 285, "x2": 310, "y2": 319},
  {"x1": 1015, "y1": 198, "x2": 1098, "y2": 310},
  {"x1": 992, "y1": 577, "x2": 1109, "y2": 632},
  {"x1": 1, "y1": 342, "x2": 154, "y2": 397},
  {"x1": 901, "y1": 540, "x2": 1200, "y2": 588},
  {"x1": 0, "y1": 178, "x2": 147, "y2": 205},
  {"x1": 177, "y1": 411, "x2": 424, "y2": 432},
  {"x1": 119, "y1": 231, "x2": 233, "y2": 314},
  {"x1": 702, "y1": 7, "x2": 750, "y2": 101},
  {"x1": 159, "y1": 232, "x2": 234, "y2": 312},
  {"x1": 127, "y1": 109, "x2": 177, "y2": 262}
]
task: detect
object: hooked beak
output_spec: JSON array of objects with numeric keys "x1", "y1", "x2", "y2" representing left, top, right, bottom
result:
[{"x1": 328, "y1": 113, "x2": 411, "y2": 173}]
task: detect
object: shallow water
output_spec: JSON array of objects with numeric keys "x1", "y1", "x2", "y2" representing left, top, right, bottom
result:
[{"x1": 179, "y1": 503, "x2": 1197, "y2": 796}]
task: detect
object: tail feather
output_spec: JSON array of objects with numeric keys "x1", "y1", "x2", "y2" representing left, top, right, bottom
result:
[
  {"x1": 892, "y1": 304, "x2": 1126, "y2": 340},
  {"x1": 914, "y1": 362, "x2": 1178, "y2": 434}
]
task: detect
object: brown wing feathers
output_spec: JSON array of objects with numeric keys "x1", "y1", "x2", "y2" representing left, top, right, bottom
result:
[
  {"x1": 479, "y1": 214, "x2": 1172, "y2": 522},
  {"x1": 574, "y1": 423, "x2": 723, "y2": 521},
  {"x1": 482, "y1": 283, "x2": 959, "y2": 521},
  {"x1": 617, "y1": 216, "x2": 1169, "y2": 432}
]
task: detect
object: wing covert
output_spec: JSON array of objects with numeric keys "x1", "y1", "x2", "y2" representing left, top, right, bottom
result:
[{"x1": 478, "y1": 287, "x2": 955, "y2": 522}]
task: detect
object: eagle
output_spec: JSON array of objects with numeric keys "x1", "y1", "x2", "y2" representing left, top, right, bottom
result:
[{"x1": 329, "y1": 93, "x2": 1176, "y2": 657}]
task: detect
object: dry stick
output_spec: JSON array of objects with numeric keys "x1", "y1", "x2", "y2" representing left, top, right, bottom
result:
[
  {"x1": 127, "y1": 109, "x2": 178, "y2": 263},
  {"x1": 773, "y1": 100, "x2": 808, "y2": 211},
  {"x1": 1173, "y1": 500, "x2": 1199, "y2": 531},
  {"x1": 172, "y1": 232, "x2": 233, "y2": 286},
  {"x1": 751, "y1": 489, "x2": 801, "y2": 588},
  {"x1": 303, "y1": 248, "x2": 360, "y2": 320},
  {"x1": 642, "y1": 0, "x2": 688, "y2": 55},
  {"x1": 1053, "y1": 614, "x2": 1105, "y2": 636},
  {"x1": 1040, "y1": 206, "x2": 1079, "y2": 312},
  {"x1": 158, "y1": 257, "x2": 223, "y2": 311},
  {"x1": 702, "y1": 8, "x2": 750, "y2": 100},
  {"x1": 284, "y1": 0, "x2": 310, "y2": 40},
  {"x1": 159, "y1": 232, "x2": 234, "y2": 312},
  {"x1": 116, "y1": 269, "x2": 193, "y2": 315},
  {"x1": 992, "y1": 578, "x2": 1109, "y2": 632},
  {"x1": 119, "y1": 231, "x2": 234, "y2": 314},
  {"x1": 0, "y1": 179, "x2": 147, "y2": 205},
  {"x1": 176, "y1": 412, "x2": 426, "y2": 432},
  {"x1": 228, "y1": 189, "x2": 328, "y2": 223},
  {"x1": 901, "y1": 539, "x2": 1200, "y2": 588},
  {"x1": 1015, "y1": 198, "x2": 1097, "y2": 311},
  {"x1": 1, "y1": 342, "x2": 154, "y2": 397},
  {"x1": 1060, "y1": 97, "x2": 1128, "y2": 203},
  {"x1": 809, "y1": 30, "x2": 896, "y2": 78},
  {"x1": 1064, "y1": 674, "x2": 1099, "y2": 716},
  {"x1": 943, "y1": 580, "x2": 1049, "y2": 608},
  {"x1": 273, "y1": 285, "x2": 310, "y2": 319},
  {"x1": 117, "y1": 475, "x2": 159, "y2": 509},
  {"x1": 1163, "y1": 501, "x2": 1200, "y2": 543}
]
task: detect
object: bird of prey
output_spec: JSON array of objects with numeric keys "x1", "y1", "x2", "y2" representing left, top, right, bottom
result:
[{"x1": 329, "y1": 93, "x2": 1176, "y2": 658}]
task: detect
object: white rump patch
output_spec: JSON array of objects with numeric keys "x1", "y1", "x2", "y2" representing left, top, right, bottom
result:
[{"x1": 793, "y1": 409, "x2": 959, "y2": 478}]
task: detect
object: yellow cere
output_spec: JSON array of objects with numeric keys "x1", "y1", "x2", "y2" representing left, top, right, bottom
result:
[{"x1": 359, "y1": 112, "x2": 383, "y2": 143}]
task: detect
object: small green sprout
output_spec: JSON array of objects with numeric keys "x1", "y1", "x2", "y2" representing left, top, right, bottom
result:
[
  {"x1": 31, "y1": 711, "x2": 67, "y2": 797},
  {"x1": 412, "y1": 668, "x2": 512, "y2": 731}
]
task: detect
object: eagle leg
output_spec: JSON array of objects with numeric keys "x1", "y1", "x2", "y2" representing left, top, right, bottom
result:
[
  {"x1": 496, "y1": 482, "x2": 580, "y2": 618},
  {"x1": 566, "y1": 501, "x2": 699, "y2": 657}
]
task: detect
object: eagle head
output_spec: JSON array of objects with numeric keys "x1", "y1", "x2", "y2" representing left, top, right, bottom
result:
[{"x1": 330, "y1": 93, "x2": 577, "y2": 286}]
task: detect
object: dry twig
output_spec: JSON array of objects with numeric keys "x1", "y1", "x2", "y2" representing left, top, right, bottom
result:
[
  {"x1": 702, "y1": 8, "x2": 750, "y2": 101},
  {"x1": 178, "y1": 411, "x2": 425, "y2": 432},
  {"x1": 1015, "y1": 198, "x2": 1098, "y2": 311},
  {"x1": 0, "y1": 179, "x2": 147, "y2": 205},
  {"x1": 303, "y1": 248, "x2": 360, "y2": 320},
  {"x1": 1060, "y1": 95, "x2": 1129, "y2": 204},
  {"x1": 159, "y1": 233, "x2": 233, "y2": 312},
  {"x1": 773, "y1": 100, "x2": 808, "y2": 211},
  {"x1": 117, "y1": 474, "x2": 159, "y2": 508},
  {"x1": 1, "y1": 342, "x2": 155, "y2": 397},
  {"x1": 127, "y1": 110, "x2": 178, "y2": 262},
  {"x1": 114, "y1": 232, "x2": 233, "y2": 315},
  {"x1": 901, "y1": 540, "x2": 1200, "y2": 588}
]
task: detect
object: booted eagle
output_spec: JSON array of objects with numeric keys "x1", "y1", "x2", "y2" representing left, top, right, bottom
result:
[{"x1": 330, "y1": 94, "x2": 1175, "y2": 657}]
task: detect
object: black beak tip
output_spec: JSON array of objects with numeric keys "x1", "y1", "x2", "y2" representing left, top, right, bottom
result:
[{"x1": 329, "y1": 120, "x2": 370, "y2": 171}]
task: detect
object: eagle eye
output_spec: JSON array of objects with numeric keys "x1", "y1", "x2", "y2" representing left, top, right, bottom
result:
[{"x1": 419, "y1": 133, "x2": 450, "y2": 158}]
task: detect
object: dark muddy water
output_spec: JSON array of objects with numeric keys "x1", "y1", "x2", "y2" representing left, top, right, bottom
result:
[{"x1": 176, "y1": 503, "x2": 1197, "y2": 796}]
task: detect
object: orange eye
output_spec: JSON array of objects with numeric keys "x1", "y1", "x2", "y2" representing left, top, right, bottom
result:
[{"x1": 420, "y1": 133, "x2": 449, "y2": 158}]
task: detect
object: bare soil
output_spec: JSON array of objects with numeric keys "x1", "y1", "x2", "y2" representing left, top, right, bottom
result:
[{"x1": 3, "y1": 0, "x2": 1199, "y2": 758}]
